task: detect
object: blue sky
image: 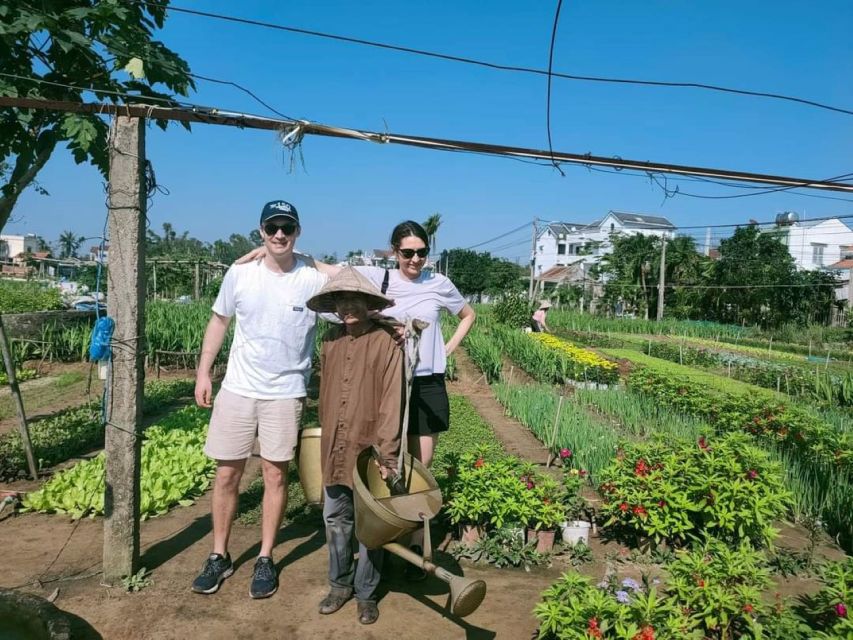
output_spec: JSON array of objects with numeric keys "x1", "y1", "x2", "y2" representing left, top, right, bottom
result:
[{"x1": 7, "y1": 0, "x2": 853, "y2": 261}]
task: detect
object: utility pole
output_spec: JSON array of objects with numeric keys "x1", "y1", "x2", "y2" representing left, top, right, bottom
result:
[
  {"x1": 528, "y1": 218, "x2": 538, "y2": 302},
  {"x1": 103, "y1": 115, "x2": 147, "y2": 585},
  {"x1": 656, "y1": 236, "x2": 667, "y2": 321}
]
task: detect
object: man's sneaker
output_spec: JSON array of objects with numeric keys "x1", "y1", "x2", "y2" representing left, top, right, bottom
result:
[
  {"x1": 249, "y1": 556, "x2": 278, "y2": 599},
  {"x1": 191, "y1": 553, "x2": 233, "y2": 594}
]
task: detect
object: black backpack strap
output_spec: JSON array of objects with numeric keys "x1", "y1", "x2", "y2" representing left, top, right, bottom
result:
[{"x1": 381, "y1": 269, "x2": 390, "y2": 294}]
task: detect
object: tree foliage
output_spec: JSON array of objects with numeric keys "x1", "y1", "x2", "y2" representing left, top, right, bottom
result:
[
  {"x1": 443, "y1": 248, "x2": 525, "y2": 300},
  {"x1": 0, "y1": 1, "x2": 194, "y2": 231}
]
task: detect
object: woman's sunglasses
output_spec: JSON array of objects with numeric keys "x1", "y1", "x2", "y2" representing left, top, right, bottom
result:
[
  {"x1": 263, "y1": 221, "x2": 298, "y2": 237},
  {"x1": 398, "y1": 248, "x2": 429, "y2": 259}
]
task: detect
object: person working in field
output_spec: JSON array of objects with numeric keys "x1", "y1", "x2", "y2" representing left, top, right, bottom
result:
[
  {"x1": 531, "y1": 300, "x2": 552, "y2": 333},
  {"x1": 192, "y1": 199, "x2": 327, "y2": 599},
  {"x1": 307, "y1": 266, "x2": 404, "y2": 625}
]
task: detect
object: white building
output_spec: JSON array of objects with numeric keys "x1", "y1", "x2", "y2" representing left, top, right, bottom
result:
[
  {"x1": 0, "y1": 234, "x2": 40, "y2": 263},
  {"x1": 533, "y1": 211, "x2": 676, "y2": 277},
  {"x1": 770, "y1": 217, "x2": 853, "y2": 270}
]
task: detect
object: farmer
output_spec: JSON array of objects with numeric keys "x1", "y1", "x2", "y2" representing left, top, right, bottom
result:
[
  {"x1": 307, "y1": 266, "x2": 403, "y2": 625},
  {"x1": 531, "y1": 300, "x2": 552, "y2": 333},
  {"x1": 191, "y1": 199, "x2": 327, "y2": 598}
]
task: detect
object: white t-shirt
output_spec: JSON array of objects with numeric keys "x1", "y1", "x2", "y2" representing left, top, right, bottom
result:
[
  {"x1": 358, "y1": 267, "x2": 466, "y2": 376},
  {"x1": 213, "y1": 258, "x2": 328, "y2": 399}
]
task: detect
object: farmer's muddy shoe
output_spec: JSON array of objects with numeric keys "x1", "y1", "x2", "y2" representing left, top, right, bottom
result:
[
  {"x1": 249, "y1": 556, "x2": 278, "y2": 599},
  {"x1": 319, "y1": 588, "x2": 352, "y2": 614},
  {"x1": 357, "y1": 600, "x2": 379, "y2": 625},
  {"x1": 191, "y1": 552, "x2": 233, "y2": 594}
]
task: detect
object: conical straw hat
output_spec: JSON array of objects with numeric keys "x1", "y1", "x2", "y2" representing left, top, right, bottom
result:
[
  {"x1": 538, "y1": 300, "x2": 552, "y2": 309},
  {"x1": 307, "y1": 266, "x2": 394, "y2": 313}
]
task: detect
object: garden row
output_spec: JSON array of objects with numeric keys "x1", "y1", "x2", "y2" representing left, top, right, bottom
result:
[
  {"x1": 0, "y1": 378, "x2": 194, "y2": 481},
  {"x1": 555, "y1": 326, "x2": 853, "y2": 408}
]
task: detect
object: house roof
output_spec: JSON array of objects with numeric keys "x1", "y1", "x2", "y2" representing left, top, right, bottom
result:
[
  {"x1": 372, "y1": 249, "x2": 394, "y2": 258},
  {"x1": 537, "y1": 262, "x2": 584, "y2": 282},
  {"x1": 796, "y1": 218, "x2": 853, "y2": 231},
  {"x1": 545, "y1": 222, "x2": 591, "y2": 237},
  {"x1": 830, "y1": 258, "x2": 853, "y2": 270},
  {"x1": 603, "y1": 211, "x2": 676, "y2": 229}
]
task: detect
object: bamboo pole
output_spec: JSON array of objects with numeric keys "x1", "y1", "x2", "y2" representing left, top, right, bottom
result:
[{"x1": 0, "y1": 316, "x2": 38, "y2": 480}]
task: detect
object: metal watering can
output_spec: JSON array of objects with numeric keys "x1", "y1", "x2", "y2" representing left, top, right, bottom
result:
[{"x1": 352, "y1": 447, "x2": 487, "y2": 617}]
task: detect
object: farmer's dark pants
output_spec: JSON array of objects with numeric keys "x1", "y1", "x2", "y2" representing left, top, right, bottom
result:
[{"x1": 323, "y1": 485, "x2": 383, "y2": 603}]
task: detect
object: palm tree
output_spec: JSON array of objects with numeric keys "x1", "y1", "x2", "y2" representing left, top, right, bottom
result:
[
  {"x1": 422, "y1": 213, "x2": 442, "y2": 269},
  {"x1": 57, "y1": 230, "x2": 84, "y2": 259}
]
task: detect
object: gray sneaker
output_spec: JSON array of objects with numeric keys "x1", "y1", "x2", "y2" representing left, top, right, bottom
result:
[{"x1": 191, "y1": 553, "x2": 233, "y2": 594}]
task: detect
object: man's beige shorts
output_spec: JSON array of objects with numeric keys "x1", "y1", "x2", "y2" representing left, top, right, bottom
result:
[{"x1": 204, "y1": 388, "x2": 303, "y2": 462}]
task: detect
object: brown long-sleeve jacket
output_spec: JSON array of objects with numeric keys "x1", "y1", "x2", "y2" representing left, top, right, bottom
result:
[{"x1": 318, "y1": 324, "x2": 404, "y2": 489}]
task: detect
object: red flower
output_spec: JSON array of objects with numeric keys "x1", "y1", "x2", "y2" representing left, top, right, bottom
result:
[
  {"x1": 559, "y1": 448, "x2": 572, "y2": 459},
  {"x1": 619, "y1": 502, "x2": 630, "y2": 512},
  {"x1": 474, "y1": 458, "x2": 484, "y2": 469},
  {"x1": 746, "y1": 469, "x2": 758, "y2": 480},
  {"x1": 836, "y1": 602, "x2": 848, "y2": 618},
  {"x1": 743, "y1": 603, "x2": 754, "y2": 614},
  {"x1": 579, "y1": 469, "x2": 588, "y2": 477},
  {"x1": 526, "y1": 481, "x2": 535, "y2": 490},
  {"x1": 634, "y1": 459, "x2": 649, "y2": 477},
  {"x1": 633, "y1": 505, "x2": 648, "y2": 518},
  {"x1": 587, "y1": 617, "x2": 603, "y2": 639},
  {"x1": 632, "y1": 626, "x2": 655, "y2": 640},
  {"x1": 698, "y1": 436, "x2": 709, "y2": 451},
  {"x1": 657, "y1": 500, "x2": 666, "y2": 508}
]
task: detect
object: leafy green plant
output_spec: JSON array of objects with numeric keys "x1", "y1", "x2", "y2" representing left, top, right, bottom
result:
[
  {"x1": 452, "y1": 526, "x2": 549, "y2": 569},
  {"x1": 22, "y1": 405, "x2": 215, "y2": 519},
  {"x1": 598, "y1": 433, "x2": 790, "y2": 547},
  {"x1": 797, "y1": 558, "x2": 853, "y2": 638},
  {"x1": 561, "y1": 540, "x2": 593, "y2": 566},
  {"x1": 0, "y1": 368, "x2": 38, "y2": 385},
  {"x1": 121, "y1": 567, "x2": 153, "y2": 592},
  {"x1": 0, "y1": 280, "x2": 63, "y2": 313},
  {"x1": 493, "y1": 292, "x2": 533, "y2": 329}
]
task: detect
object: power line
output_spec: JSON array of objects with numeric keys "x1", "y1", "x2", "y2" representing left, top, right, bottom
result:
[
  {"x1": 545, "y1": 0, "x2": 565, "y2": 175},
  {"x1": 142, "y1": 1, "x2": 853, "y2": 118},
  {"x1": 4, "y1": 94, "x2": 853, "y2": 195},
  {"x1": 464, "y1": 221, "x2": 532, "y2": 250}
]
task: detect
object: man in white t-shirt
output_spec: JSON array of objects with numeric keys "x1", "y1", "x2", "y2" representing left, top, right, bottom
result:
[{"x1": 191, "y1": 200, "x2": 327, "y2": 599}]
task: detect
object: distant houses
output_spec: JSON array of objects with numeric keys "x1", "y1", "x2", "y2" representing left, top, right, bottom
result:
[
  {"x1": 767, "y1": 215, "x2": 853, "y2": 270},
  {"x1": 532, "y1": 211, "x2": 676, "y2": 293}
]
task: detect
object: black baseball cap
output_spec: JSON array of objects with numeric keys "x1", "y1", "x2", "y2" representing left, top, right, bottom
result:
[{"x1": 260, "y1": 200, "x2": 299, "y2": 225}]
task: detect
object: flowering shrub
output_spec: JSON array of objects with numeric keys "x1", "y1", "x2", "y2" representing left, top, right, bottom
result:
[
  {"x1": 529, "y1": 333, "x2": 619, "y2": 384},
  {"x1": 559, "y1": 448, "x2": 591, "y2": 521},
  {"x1": 445, "y1": 450, "x2": 566, "y2": 530},
  {"x1": 598, "y1": 433, "x2": 790, "y2": 547},
  {"x1": 610, "y1": 350, "x2": 853, "y2": 471},
  {"x1": 799, "y1": 557, "x2": 853, "y2": 638},
  {"x1": 535, "y1": 542, "x2": 808, "y2": 639}
]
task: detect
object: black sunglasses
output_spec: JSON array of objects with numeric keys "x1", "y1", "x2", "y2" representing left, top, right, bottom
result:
[
  {"x1": 398, "y1": 248, "x2": 429, "y2": 259},
  {"x1": 263, "y1": 221, "x2": 298, "y2": 237}
]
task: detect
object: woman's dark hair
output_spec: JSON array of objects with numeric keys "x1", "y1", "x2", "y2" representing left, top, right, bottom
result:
[{"x1": 390, "y1": 220, "x2": 430, "y2": 250}]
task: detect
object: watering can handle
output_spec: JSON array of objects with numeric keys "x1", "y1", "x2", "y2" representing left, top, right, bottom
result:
[{"x1": 397, "y1": 317, "x2": 423, "y2": 478}]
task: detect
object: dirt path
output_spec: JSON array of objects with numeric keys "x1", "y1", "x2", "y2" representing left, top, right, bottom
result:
[{"x1": 451, "y1": 350, "x2": 551, "y2": 467}]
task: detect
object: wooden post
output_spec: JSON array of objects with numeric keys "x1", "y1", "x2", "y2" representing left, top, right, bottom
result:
[
  {"x1": 656, "y1": 237, "x2": 666, "y2": 321},
  {"x1": 0, "y1": 316, "x2": 38, "y2": 480},
  {"x1": 194, "y1": 261, "x2": 200, "y2": 300},
  {"x1": 103, "y1": 115, "x2": 147, "y2": 585}
]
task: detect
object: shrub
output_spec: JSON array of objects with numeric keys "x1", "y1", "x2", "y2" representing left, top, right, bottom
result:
[
  {"x1": 798, "y1": 558, "x2": 853, "y2": 638},
  {"x1": 493, "y1": 292, "x2": 533, "y2": 329},
  {"x1": 598, "y1": 433, "x2": 790, "y2": 547},
  {"x1": 0, "y1": 280, "x2": 63, "y2": 313}
]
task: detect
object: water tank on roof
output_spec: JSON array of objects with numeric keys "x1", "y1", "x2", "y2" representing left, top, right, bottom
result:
[{"x1": 776, "y1": 211, "x2": 799, "y2": 226}]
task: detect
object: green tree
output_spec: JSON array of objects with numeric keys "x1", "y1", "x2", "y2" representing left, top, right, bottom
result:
[
  {"x1": 444, "y1": 248, "x2": 489, "y2": 300},
  {"x1": 422, "y1": 213, "x2": 442, "y2": 263},
  {"x1": 57, "y1": 229, "x2": 84, "y2": 258},
  {"x1": 486, "y1": 256, "x2": 525, "y2": 296},
  {"x1": 704, "y1": 226, "x2": 799, "y2": 328},
  {"x1": 596, "y1": 233, "x2": 658, "y2": 319},
  {"x1": 0, "y1": 1, "x2": 194, "y2": 231}
]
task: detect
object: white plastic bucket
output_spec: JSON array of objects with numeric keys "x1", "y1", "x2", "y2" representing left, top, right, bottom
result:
[{"x1": 560, "y1": 520, "x2": 591, "y2": 546}]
